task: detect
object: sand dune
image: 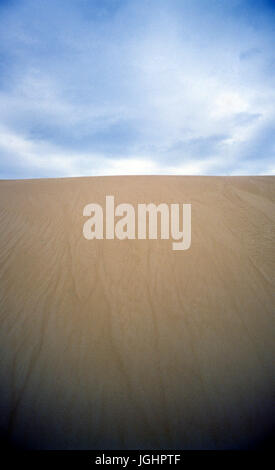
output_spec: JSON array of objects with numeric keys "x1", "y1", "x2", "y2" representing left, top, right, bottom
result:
[{"x1": 0, "y1": 175, "x2": 274, "y2": 449}]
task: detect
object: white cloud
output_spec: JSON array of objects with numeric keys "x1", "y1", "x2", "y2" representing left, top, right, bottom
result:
[{"x1": 0, "y1": 0, "x2": 274, "y2": 177}]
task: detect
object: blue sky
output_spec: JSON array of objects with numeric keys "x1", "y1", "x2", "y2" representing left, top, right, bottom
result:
[{"x1": 0, "y1": 0, "x2": 274, "y2": 178}]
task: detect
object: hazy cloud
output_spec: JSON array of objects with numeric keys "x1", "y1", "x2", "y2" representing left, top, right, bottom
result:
[{"x1": 0, "y1": 0, "x2": 274, "y2": 177}]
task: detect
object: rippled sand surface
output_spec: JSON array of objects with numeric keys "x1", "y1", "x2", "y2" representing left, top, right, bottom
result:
[{"x1": 0, "y1": 176, "x2": 274, "y2": 449}]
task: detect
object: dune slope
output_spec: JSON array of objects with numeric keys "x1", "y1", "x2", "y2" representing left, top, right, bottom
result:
[{"x1": 0, "y1": 175, "x2": 274, "y2": 449}]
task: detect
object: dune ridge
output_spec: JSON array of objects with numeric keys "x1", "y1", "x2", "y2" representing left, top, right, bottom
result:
[{"x1": 0, "y1": 175, "x2": 274, "y2": 449}]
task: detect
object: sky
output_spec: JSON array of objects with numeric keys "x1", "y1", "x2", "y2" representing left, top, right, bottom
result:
[{"x1": 0, "y1": 0, "x2": 274, "y2": 178}]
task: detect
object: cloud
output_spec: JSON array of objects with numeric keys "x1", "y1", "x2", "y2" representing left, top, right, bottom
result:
[{"x1": 0, "y1": 0, "x2": 274, "y2": 177}]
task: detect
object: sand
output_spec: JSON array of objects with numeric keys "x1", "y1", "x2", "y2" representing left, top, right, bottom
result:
[{"x1": 0, "y1": 175, "x2": 274, "y2": 449}]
